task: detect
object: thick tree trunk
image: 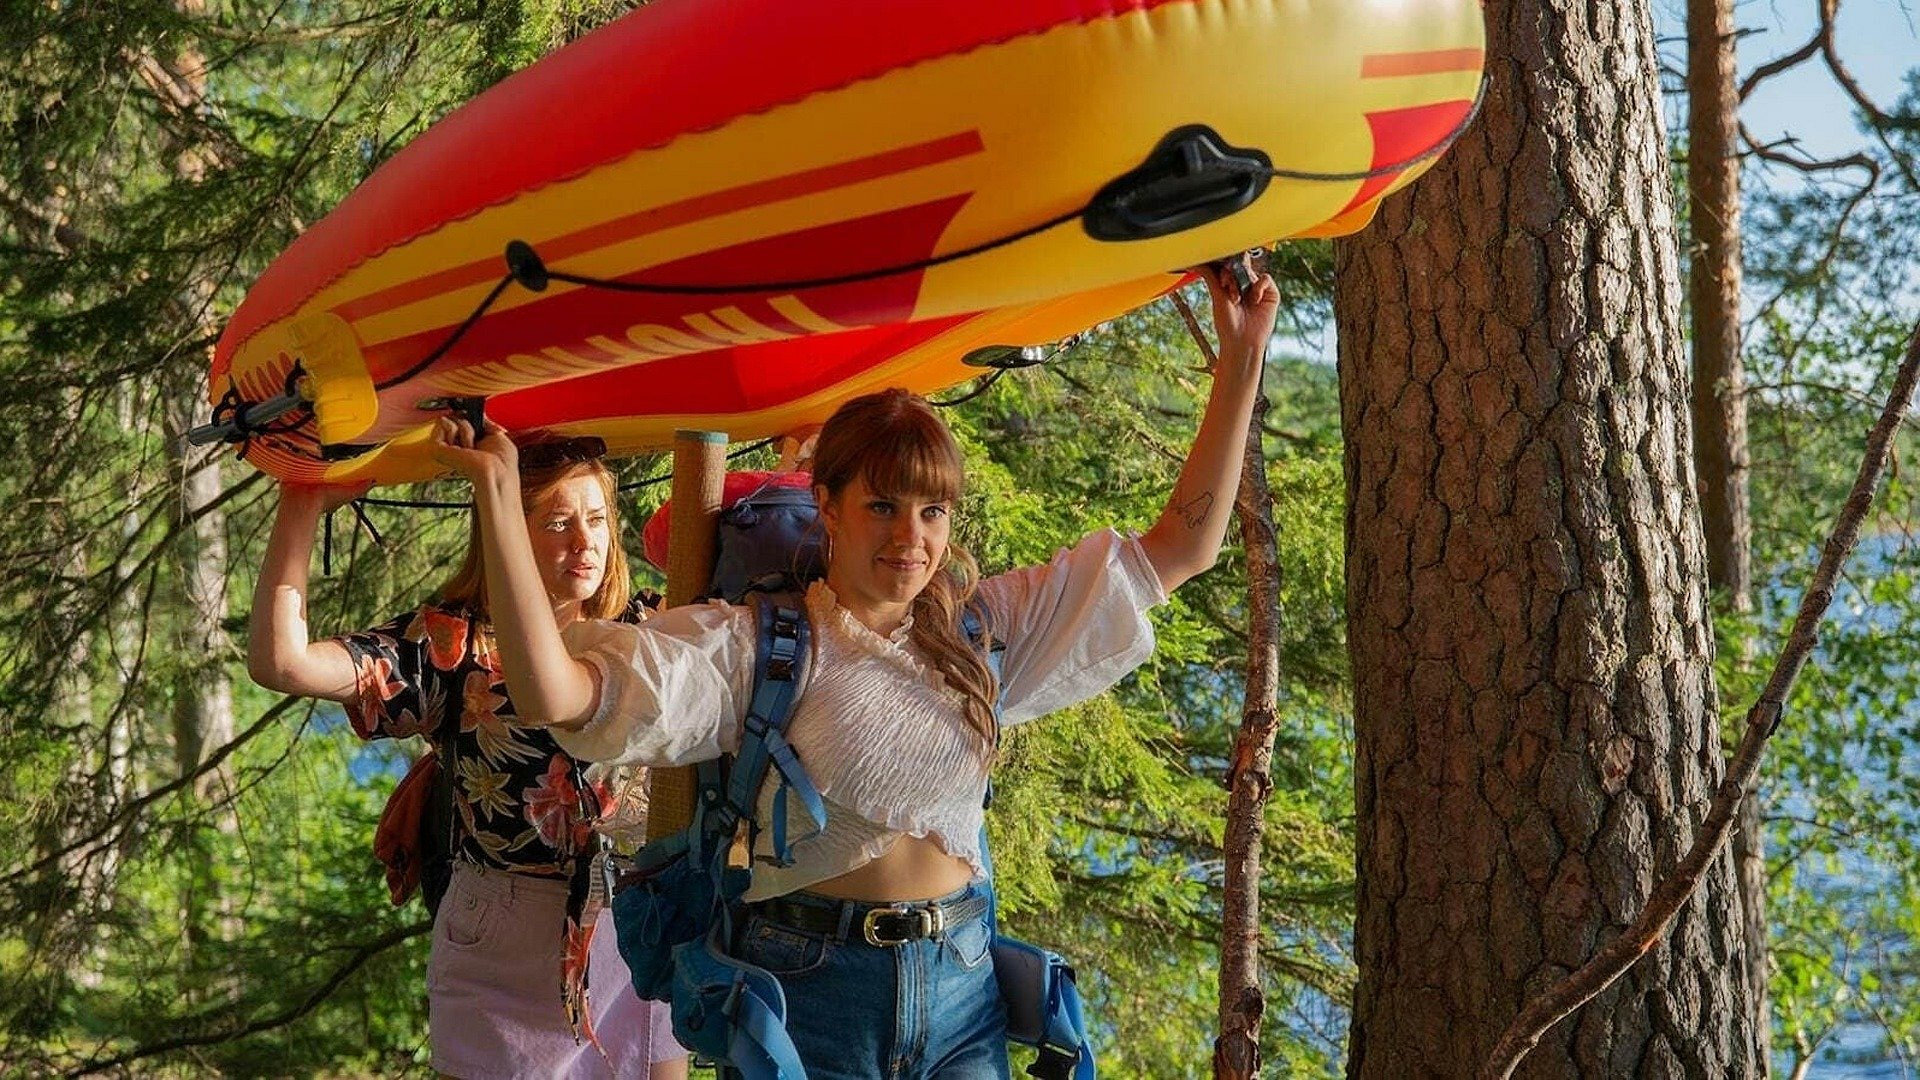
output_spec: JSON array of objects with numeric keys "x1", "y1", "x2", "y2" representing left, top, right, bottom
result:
[
  {"x1": 1686, "y1": 0, "x2": 1768, "y2": 1065},
  {"x1": 1334, "y1": 1, "x2": 1759, "y2": 1076}
]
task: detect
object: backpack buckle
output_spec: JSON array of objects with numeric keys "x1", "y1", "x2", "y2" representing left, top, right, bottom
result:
[{"x1": 861, "y1": 903, "x2": 942, "y2": 947}]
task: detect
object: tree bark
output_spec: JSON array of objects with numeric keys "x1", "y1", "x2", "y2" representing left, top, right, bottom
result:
[
  {"x1": 1686, "y1": 0, "x2": 1768, "y2": 1065},
  {"x1": 1335, "y1": 1, "x2": 1758, "y2": 1076},
  {"x1": 1213, "y1": 399, "x2": 1282, "y2": 1080},
  {"x1": 164, "y1": 398, "x2": 235, "y2": 793},
  {"x1": 1687, "y1": 0, "x2": 1750, "y2": 602},
  {"x1": 151, "y1": 0, "x2": 235, "y2": 797}
]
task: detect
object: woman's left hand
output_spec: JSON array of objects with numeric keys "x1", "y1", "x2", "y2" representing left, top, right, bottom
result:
[
  {"x1": 430, "y1": 415, "x2": 518, "y2": 486},
  {"x1": 1203, "y1": 264, "x2": 1281, "y2": 376}
]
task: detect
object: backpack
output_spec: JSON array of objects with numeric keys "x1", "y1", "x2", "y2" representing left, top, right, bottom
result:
[
  {"x1": 619, "y1": 477, "x2": 1097, "y2": 1076},
  {"x1": 372, "y1": 736, "x2": 458, "y2": 918},
  {"x1": 638, "y1": 471, "x2": 824, "y2": 602},
  {"x1": 609, "y1": 593, "x2": 819, "y2": 1077},
  {"x1": 710, "y1": 479, "x2": 825, "y2": 602}
]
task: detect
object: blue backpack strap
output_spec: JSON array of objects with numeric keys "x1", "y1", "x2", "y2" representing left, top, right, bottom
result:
[
  {"x1": 1036, "y1": 968, "x2": 1095, "y2": 1080},
  {"x1": 960, "y1": 604, "x2": 1004, "y2": 686},
  {"x1": 731, "y1": 595, "x2": 827, "y2": 868}
]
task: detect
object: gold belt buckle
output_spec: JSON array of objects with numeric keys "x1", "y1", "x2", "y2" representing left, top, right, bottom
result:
[{"x1": 861, "y1": 902, "x2": 942, "y2": 947}]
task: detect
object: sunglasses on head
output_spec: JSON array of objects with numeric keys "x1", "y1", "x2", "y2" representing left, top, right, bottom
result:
[{"x1": 518, "y1": 436, "x2": 608, "y2": 470}]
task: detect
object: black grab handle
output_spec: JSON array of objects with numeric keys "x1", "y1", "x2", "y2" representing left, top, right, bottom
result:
[{"x1": 1083, "y1": 126, "x2": 1272, "y2": 243}]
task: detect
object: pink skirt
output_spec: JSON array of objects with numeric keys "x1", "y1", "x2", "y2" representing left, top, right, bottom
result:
[{"x1": 428, "y1": 863, "x2": 683, "y2": 1079}]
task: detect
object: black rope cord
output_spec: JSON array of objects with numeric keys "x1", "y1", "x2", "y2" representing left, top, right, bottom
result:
[
  {"x1": 354, "y1": 87, "x2": 1487, "y2": 395},
  {"x1": 321, "y1": 499, "x2": 386, "y2": 576},
  {"x1": 615, "y1": 437, "x2": 780, "y2": 492},
  {"x1": 252, "y1": 84, "x2": 1485, "y2": 474},
  {"x1": 930, "y1": 335, "x2": 1087, "y2": 407},
  {"x1": 371, "y1": 274, "x2": 516, "y2": 394},
  {"x1": 931, "y1": 369, "x2": 1007, "y2": 408}
]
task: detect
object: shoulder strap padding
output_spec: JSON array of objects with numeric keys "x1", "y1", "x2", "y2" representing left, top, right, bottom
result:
[{"x1": 726, "y1": 594, "x2": 826, "y2": 869}]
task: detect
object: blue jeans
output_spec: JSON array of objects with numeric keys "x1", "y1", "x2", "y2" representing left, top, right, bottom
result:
[{"x1": 733, "y1": 884, "x2": 1010, "y2": 1079}]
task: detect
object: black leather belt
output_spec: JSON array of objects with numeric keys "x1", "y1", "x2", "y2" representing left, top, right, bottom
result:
[{"x1": 750, "y1": 891, "x2": 990, "y2": 947}]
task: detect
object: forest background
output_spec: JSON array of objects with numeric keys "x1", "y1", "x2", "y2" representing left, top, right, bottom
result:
[{"x1": 0, "y1": 0, "x2": 1916, "y2": 1076}]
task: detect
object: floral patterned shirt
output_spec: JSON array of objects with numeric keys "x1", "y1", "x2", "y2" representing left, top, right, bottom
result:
[
  {"x1": 338, "y1": 602, "x2": 607, "y2": 876},
  {"x1": 337, "y1": 599, "x2": 644, "y2": 1042}
]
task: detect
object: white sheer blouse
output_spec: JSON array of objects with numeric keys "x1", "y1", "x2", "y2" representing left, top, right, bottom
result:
[{"x1": 555, "y1": 528, "x2": 1166, "y2": 901}]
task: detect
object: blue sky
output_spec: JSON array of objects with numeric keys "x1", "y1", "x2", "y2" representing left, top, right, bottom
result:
[
  {"x1": 1288, "y1": 2, "x2": 1919, "y2": 362},
  {"x1": 1653, "y1": 0, "x2": 1918, "y2": 170}
]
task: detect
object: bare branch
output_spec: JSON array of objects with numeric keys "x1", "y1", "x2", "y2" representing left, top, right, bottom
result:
[
  {"x1": 185, "y1": 5, "x2": 425, "y2": 44},
  {"x1": 1738, "y1": 22, "x2": 1822, "y2": 102},
  {"x1": 1482, "y1": 319, "x2": 1920, "y2": 1078}
]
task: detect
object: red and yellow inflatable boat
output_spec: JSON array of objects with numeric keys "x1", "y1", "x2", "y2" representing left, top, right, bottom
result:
[{"x1": 207, "y1": 0, "x2": 1484, "y2": 484}]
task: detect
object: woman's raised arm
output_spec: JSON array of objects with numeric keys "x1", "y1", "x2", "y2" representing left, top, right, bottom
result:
[
  {"x1": 432, "y1": 418, "x2": 601, "y2": 729},
  {"x1": 1138, "y1": 268, "x2": 1282, "y2": 594},
  {"x1": 246, "y1": 484, "x2": 366, "y2": 701}
]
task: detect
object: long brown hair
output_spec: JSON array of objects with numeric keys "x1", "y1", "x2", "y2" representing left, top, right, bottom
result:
[
  {"x1": 811, "y1": 389, "x2": 998, "y2": 756},
  {"x1": 439, "y1": 456, "x2": 632, "y2": 622}
]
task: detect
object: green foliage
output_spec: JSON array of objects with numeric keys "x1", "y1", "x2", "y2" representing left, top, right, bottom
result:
[
  {"x1": 1712, "y1": 99, "x2": 1920, "y2": 1067},
  {"x1": 0, "y1": 0, "x2": 628, "y2": 1074},
  {"x1": 952, "y1": 285, "x2": 1355, "y2": 1074},
  {"x1": 0, "y1": 0, "x2": 1363, "y2": 1068}
]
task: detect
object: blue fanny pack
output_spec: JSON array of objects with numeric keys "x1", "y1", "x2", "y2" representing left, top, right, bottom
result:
[{"x1": 612, "y1": 594, "x2": 1095, "y2": 1079}]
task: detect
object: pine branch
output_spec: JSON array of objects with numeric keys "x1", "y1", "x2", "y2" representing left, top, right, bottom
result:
[
  {"x1": 60, "y1": 918, "x2": 431, "y2": 1077},
  {"x1": 0, "y1": 694, "x2": 304, "y2": 889}
]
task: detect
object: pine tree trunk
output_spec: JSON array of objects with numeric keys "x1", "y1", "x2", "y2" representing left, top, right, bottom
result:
[
  {"x1": 1334, "y1": 0, "x2": 1759, "y2": 1075},
  {"x1": 1685, "y1": 0, "x2": 1767, "y2": 1067},
  {"x1": 163, "y1": 404, "x2": 234, "y2": 793},
  {"x1": 149, "y1": 7, "x2": 240, "y2": 980},
  {"x1": 1687, "y1": 0, "x2": 1751, "y2": 606}
]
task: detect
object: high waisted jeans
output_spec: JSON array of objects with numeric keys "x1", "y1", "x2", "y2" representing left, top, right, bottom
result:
[{"x1": 732, "y1": 883, "x2": 1009, "y2": 1079}]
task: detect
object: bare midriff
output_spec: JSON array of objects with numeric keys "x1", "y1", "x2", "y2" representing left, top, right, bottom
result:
[{"x1": 806, "y1": 833, "x2": 973, "y2": 902}]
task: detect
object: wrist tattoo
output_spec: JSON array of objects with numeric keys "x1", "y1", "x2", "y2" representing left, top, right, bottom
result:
[{"x1": 1177, "y1": 491, "x2": 1214, "y2": 529}]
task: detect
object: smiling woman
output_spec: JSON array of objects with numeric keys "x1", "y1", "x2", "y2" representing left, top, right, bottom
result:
[
  {"x1": 242, "y1": 436, "x2": 686, "y2": 1080},
  {"x1": 435, "y1": 267, "x2": 1281, "y2": 1077}
]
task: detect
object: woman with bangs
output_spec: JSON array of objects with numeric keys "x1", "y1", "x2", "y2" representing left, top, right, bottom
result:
[
  {"x1": 246, "y1": 437, "x2": 686, "y2": 1079},
  {"x1": 434, "y1": 268, "x2": 1279, "y2": 1078}
]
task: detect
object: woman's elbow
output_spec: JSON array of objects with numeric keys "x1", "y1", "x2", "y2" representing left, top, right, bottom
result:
[
  {"x1": 1141, "y1": 533, "x2": 1221, "y2": 595},
  {"x1": 246, "y1": 641, "x2": 332, "y2": 698},
  {"x1": 246, "y1": 652, "x2": 296, "y2": 695},
  {"x1": 1155, "y1": 552, "x2": 1219, "y2": 596},
  {"x1": 513, "y1": 697, "x2": 560, "y2": 729},
  {"x1": 510, "y1": 683, "x2": 595, "y2": 731}
]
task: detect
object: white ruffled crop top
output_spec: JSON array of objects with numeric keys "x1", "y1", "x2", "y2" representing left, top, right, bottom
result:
[{"x1": 556, "y1": 528, "x2": 1166, "y2": 902}]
